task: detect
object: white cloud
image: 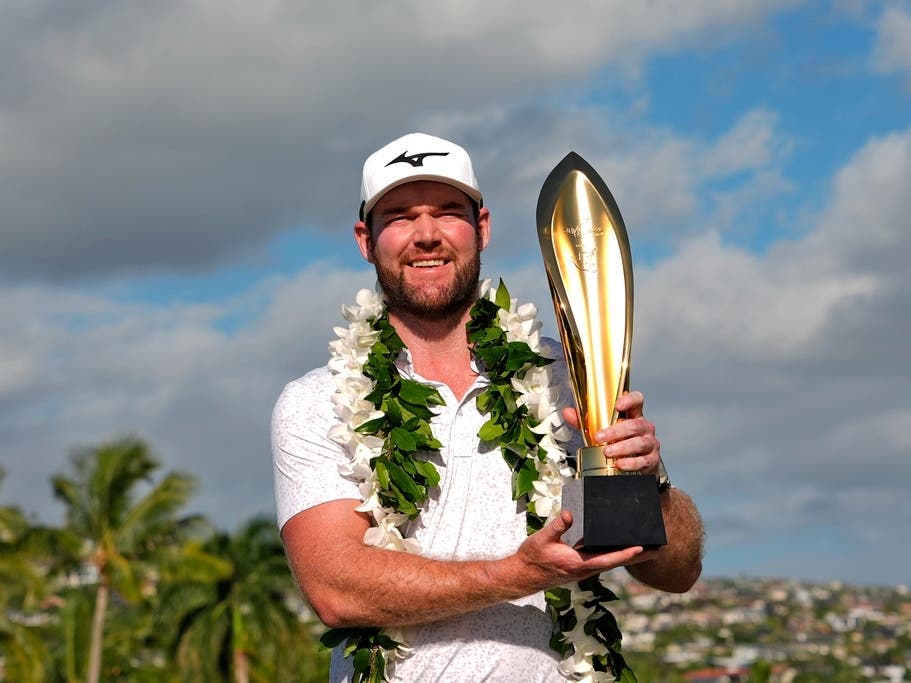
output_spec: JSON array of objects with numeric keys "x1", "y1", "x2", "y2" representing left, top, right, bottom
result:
[
  {"x1": 871, "y1": 5, "x2": 911, "y2": 75},
  {"x1": 630, "y1": 127, "x2": 911, "y2": 581},
  {"x1": 0, "y1": 264, "x2": 376, "y2": 524},
  {"x1": 805, "y1": 128, "x2": 911, "y2": 276},
  {"x1": 702, "y1": 109, "x2": 788, "y2": 178},
  {"x1": 0, "y1": 0, "x2": 798, "y2": 282}
]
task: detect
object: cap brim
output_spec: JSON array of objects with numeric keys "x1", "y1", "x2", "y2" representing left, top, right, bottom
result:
[{"x1": 362, "y1": 175, "x2": 483, "y2": 217}]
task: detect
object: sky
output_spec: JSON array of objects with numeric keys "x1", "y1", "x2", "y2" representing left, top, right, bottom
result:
[{"x1": 1, "y1": 0, "x2": 909, "y2": 587}]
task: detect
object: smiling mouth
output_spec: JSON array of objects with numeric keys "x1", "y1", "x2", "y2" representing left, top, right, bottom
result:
[{"x1": 410, "y1": 259, "x2": 446, "y2": 267}]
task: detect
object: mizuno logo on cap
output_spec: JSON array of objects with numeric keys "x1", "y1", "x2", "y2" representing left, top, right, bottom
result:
[{"x1": 385, "y1": 150, "x2": 449, "y2": 168}]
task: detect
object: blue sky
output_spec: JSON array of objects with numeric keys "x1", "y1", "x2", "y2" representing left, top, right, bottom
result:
[{"x1": 1, "y1": 0, "x2": 909, "y2": 586}]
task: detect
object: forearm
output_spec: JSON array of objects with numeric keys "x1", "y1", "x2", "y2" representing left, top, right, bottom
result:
[
  {"x1": 286, "y1": 532, "x2": 531, "y2": 628},
  {"x1": 625, "y1": 487, "x2": 704, "y2": 592}
]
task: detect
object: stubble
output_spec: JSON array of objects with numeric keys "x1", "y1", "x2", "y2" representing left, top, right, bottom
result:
[{"x1": 374, "y1": 246, "x2": 481, "y2": 320}]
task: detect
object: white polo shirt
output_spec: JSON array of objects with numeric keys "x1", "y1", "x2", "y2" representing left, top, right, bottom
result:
[{"x1": 271, "y1": 340, "x2": 583, "y2": 682}]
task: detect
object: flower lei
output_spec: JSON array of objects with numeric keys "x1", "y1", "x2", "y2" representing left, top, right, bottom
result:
[{"x1": 320, "y1": 279, "x2": 636, "y2": 683}]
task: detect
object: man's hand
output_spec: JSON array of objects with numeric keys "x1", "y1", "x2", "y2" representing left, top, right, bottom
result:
[
  {"x1": 562, "y1": 390, "x2": 661, "y2": 475},
  {"x1": 560, "y1": 389, "x2": 703, "y2": 592},
  {"x1": 509, "y1": 509, "x2": 656, "y2": 590}
]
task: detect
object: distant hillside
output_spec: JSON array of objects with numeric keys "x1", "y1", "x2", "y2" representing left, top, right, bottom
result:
[{"x1": 606, "y1": 574, "x2": 911, "y2": 682}]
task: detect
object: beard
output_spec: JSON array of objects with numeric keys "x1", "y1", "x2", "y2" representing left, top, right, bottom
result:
[{"x1": 374, "y1": 246, "x2": 482, "y2": 319}]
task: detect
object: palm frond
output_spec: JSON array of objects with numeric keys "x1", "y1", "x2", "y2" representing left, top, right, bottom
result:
[{"x1": 117, "y1": 471, "x2": 198, "y2": 552}]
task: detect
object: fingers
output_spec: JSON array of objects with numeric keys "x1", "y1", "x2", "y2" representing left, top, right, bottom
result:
[
  {"x1": 594, "y1": 415, "x2": 653, "y2": 444},
  {"x1": 594, "y1": 391, "x2": 660, "y2": 474},
  {"x1": 520, "y1": 514, "x2": 656, "y2": 586},
  {"x1": 620, "y1": 546, "x2": 659, "y2": 566},
  {"x1": 561, "y1": 406, "x2": 580, "y2": 429},
  {"x1": 578, "y1": 545, "x2": 655, "y2": 571},
  {"x1": 564, "y1": 394, "x2": 644, "y2": 430},
  {"x1": 600, "y1": 431, "x2": 661, "y2": 473},
  {"x1": 615, "y1": 390, "x2": 644, "y2": 417}
]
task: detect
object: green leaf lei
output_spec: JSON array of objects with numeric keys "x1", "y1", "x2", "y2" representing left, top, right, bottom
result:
[{"x1": 321, "y1": 280, "x2": 636, "y2": 682}]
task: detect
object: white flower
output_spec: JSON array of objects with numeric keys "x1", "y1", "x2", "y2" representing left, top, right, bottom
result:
[
  {"x1": 558, "y1": 634, "x2": 610, "y2": 678},
  {"x1": 530, "y1": 479, "x2": 560, "y2": 519},
  {"x1": 329, "y1": 319, "x2": 380, "y2": 363},
  {"x1": 530, "y1": 460, "x2": 567, "y2": 520},
  {"x1": 341, "y1": 288, "x2": 384, "y2": 322},
  {"x1": 497, "y1": 301, "x2": 543, "y2": 349},
  {"x1": 568, "y1": 584, "x2": 597, "y2": 610},
  {"x1": 559, "y1": 662, "x2": 615, "y2": 683},
  {"x1": 564, "y1": 620, "x2": 603, "y2": 657},
  {"x1": 356, "y1": 488, "x2": 383, "y2": 520},
  {"x1": 327, "y1": 409, "x2": 384, "y2": 449},
  {"x1": 384, "y1": 627, "x2": 414, "y2": 661},
  {"x1": 362, "y1": 515, "x2": 422, "y2": 553}
]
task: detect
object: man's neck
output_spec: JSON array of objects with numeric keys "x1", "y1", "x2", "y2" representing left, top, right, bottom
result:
[{"x1": 388, "y1": 304, "x2": 478, "y2": 400}]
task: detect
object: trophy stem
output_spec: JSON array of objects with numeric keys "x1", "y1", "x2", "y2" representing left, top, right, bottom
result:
[{"x1": 578, "y1": 445, "x2": 620, "y2": 476}]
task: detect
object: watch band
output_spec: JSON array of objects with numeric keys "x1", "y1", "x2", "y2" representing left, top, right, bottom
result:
[{"x1": 656, "y1": 457, "x2": 672, "y2": 492}]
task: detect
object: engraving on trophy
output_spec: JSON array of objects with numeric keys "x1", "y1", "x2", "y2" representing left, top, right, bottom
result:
[{"x1": 571, "y1": 248, "x2": 598, "y2": 272}]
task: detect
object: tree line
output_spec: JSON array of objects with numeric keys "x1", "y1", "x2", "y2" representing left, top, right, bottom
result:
[{"x1": 0, "y1": 438, "x2": 330, "y2": 682}]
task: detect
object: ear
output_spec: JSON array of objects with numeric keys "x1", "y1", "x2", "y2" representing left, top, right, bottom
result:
[
  {"x1": 476, "y1": 207, "x2": 491, "y2": 252},
  {"x1": 354, "y1": 221, "x2": 375, "y2": 263}
]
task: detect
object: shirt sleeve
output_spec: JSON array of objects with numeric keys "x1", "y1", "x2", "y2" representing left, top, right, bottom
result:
[{"x1": 271, "y1": 367, "x2": 362, "y2": 530}]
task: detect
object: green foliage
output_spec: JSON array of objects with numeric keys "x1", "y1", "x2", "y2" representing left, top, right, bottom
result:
[
  {"x1": 60, "y1": 589, "x2": 93, "y2": 683},
  {"x1": 471, "y1": 282, "x2": 636, "y2": 682},
  {"x1": 320, "y1": 628, "x2": 399, "y2": 683},
  {"x1": 468, "y1": 281, "x2": 553, "y2": 521},
  {"x1": 355, "y1": 311, "x2": 444, "y2": 520},
  {"x1": 749, "y1": 659, "x2": 772, "y2": 683},
  {"x1": 546, "y1": 576, "x2": 634, "y2": 682},
  {"x1": 325, "y1": 309, "x2": 447, "y2": 680},
  {"x1": 0, "y1": 442, "x2": 330, "y2": 683},
  {"x1": 47, "y1": 439, "x2": 210, "y2": 683},
  {"x1": 154, "y1": 517, "x2": 322, "y2": 683},
  {"x1": 0, "y1": 470, "x2": 53, "y2": 683},
  {"x1": 0, "y1": 440, "x2": 321, "y2": 682}
]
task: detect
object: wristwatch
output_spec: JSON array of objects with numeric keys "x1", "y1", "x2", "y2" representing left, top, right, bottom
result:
[{"x1": 656, "y1": 457, "x2": 672, "y2": 492}]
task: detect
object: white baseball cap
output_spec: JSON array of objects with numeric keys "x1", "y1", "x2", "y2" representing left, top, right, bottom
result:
[{"x1": 359, "y1": 132, "x2": 483, "y2": 220}]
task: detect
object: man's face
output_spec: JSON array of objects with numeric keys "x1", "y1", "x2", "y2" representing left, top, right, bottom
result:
[{"x1": 355, "y1": 181, "x2": 490, "y2": 319}]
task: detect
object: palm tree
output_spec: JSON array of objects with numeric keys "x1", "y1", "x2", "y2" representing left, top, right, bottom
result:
[
  {"x1": 51, "y1": 438, "x2": 206, "y2": 683},
  {"x1": 157, "y1": 517, "x2": 329, "y2": 683}
]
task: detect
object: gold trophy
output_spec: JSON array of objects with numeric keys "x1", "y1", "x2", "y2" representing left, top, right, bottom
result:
[{"x1": 537, "y1": 152, "x2": 667, "y2": 550}]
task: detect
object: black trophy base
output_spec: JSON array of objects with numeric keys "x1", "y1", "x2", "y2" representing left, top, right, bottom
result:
[{"x1": 582, "y1": 475, "x2": 667, "y2": 551}]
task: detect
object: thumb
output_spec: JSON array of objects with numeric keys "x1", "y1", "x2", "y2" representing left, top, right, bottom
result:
[{"x1": 541, "y1": 509, "x2": 573, "y2": 541}]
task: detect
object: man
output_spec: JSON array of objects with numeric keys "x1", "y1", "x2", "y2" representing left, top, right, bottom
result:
[{"x1": 272, "y1": 132, "x2": 703, "y2": 681}]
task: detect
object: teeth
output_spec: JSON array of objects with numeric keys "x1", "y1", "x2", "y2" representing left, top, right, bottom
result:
[{"x1": 412, "y1": 259, "x2": 444, "y2": 267}]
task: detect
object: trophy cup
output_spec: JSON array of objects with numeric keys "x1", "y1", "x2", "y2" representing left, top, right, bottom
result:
[{"x1": 537, "y1": 152, "x2": 667, "y2": 551}]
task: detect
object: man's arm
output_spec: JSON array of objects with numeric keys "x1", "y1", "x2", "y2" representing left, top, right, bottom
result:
[
  {"x1": 625, "y1": 486, "x2": 703, "y2": 592},
  {"x1": 281, "y1": 499, "x2": 655, "y2": 629}
]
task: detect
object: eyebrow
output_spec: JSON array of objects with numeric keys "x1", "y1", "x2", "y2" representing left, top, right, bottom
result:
[{"x1": 378, "y1": 200, "x2": 469, "y2": 217}]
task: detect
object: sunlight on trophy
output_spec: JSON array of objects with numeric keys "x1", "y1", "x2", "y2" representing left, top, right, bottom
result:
[{"x1": 537, "y1": 152, "x2": 666, "y2": 550}]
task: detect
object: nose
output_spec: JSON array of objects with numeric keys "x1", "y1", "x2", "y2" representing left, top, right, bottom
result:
[{"x1": 412, "y1": 212, "x2": 441, "y2": 248}]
